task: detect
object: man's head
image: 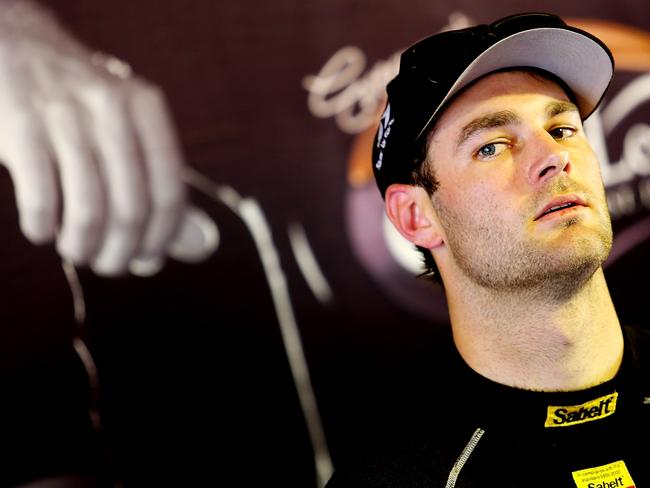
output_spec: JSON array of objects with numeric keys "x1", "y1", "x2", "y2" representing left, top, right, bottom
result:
[{"x1": 373, "y1": 13, "x2": 615, "y2": 289}]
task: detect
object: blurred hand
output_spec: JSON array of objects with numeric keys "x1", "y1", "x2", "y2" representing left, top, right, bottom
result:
[{"x1": 0, "y1": 0, "x2": 192, "y2": 276}]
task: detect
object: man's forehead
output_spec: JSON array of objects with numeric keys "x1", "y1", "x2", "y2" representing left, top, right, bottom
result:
[{"x1": 433, "y1": 70, "x2": 577, "y2": 134}]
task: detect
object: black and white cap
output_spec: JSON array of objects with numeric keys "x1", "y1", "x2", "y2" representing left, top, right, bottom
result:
[{"x1": 372, "y1": 12, "x2": 615, "y2": 197}]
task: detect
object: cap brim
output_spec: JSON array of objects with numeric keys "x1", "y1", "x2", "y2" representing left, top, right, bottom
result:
[{"x1": 417, "y1": 27, "x2": 614, "y2": 141}]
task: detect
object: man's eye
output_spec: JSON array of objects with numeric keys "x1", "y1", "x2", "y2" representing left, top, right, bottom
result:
[
  {"x1": 549, "y1": 127, "x2": 576, "y2": 140},
  {"x1": 475, "y1": 142, "x2": 507, "y2": 160}
]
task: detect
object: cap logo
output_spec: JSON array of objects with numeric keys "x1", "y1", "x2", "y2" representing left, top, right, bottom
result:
[{"x1": 375, "y1": 103, "x2": 394, "y2": 170}]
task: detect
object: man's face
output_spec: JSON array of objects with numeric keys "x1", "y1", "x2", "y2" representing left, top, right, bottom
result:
[{"x1": 427, "y1": 70, "x2": 613, "y2": 292}]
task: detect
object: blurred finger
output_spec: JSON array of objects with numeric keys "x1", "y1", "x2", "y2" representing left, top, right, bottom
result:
[
  {"x1": 167, "y1": 205, "x2": 219, "y2": 263},
  {"x1": 2, "y1": 108, "x2": 59, "y2": 244},
  {"x1": 85, "y1": 82, "x2": 148, "y2": 276},
  {"x1": 128, "y1": 205, "x2": 220, "y2": 277},
  {"x1": 129, "y1": 80, "x2": 186, "y2": 259},
  {"x1": 0, "y1": 53, "x2": 60, "y2": 244},
  {"x1": 44, "y1": 97, "x2": 105, "y2": 264}
]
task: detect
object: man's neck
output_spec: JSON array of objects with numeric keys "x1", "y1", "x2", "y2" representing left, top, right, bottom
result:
[{"x1": 446, "y1": 267, "x2": 623, "y2": 392}]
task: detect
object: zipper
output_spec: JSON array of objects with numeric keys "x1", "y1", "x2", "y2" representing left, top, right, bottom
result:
[{"x1": 445, "y1": 427, "x2": 485, "y2": 488}]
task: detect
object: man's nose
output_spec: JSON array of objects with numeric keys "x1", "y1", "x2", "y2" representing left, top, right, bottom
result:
[{"x1": 527, "y1": 135, "x2": 570, "y2": 186}]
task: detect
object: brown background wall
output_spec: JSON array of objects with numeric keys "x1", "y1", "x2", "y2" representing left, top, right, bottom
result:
[{"x1": 0, "y1": 1, "x2": 648, "y2": 486}]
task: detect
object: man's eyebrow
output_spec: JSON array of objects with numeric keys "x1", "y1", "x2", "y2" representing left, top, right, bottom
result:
[
  {"x1": 457, "y1": 110, "x2": 520, "y2": 149},
  {"x1": 546, "y1": 100, "x2": 579, "y2": 118}
]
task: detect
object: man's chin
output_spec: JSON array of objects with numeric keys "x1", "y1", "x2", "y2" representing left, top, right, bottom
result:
[
  {"x1": 459, "y1": 241, "x2": 610, "y2": 298},
  {"x1": 541, "y1": 216, "x2": 612, "y2": 261},
  {"x1": 519, "y1": 241, "x2": 610, "y2": 300}
]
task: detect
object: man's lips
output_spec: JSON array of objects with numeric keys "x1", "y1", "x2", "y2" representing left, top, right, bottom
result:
[{"x1": 534, "y1": 194, "x2": 588, "y2": 221}]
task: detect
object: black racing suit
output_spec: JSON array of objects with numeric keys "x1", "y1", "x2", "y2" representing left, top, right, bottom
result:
[{"x1": 327, "y1": 325, "x2": 650, "y2": 487}]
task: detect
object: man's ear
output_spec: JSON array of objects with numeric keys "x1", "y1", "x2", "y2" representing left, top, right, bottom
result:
[{"x1": 384, "y1": 183, "x2": 444, "y2": 250}]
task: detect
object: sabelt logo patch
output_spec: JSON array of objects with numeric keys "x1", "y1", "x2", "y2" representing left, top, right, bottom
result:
[
  {"x1": 572, "y1": 460, "x2": 635, "y2": 488},
  {"x1": 545, "y1": 392, "x2": 618, "y2": 428}
]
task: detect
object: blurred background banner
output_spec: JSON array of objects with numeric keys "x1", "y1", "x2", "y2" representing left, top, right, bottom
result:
[{"x1": 1, "y1": 0, "x2": 648, "y2": 486}]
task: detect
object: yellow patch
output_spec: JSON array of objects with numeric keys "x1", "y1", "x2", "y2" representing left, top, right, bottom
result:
[
  {"x1": 572, "y1": 460, "x2": 635, "y2": 488},
  {"x1": 545, "y1": 392, "x2": 618, "y2": 428}
]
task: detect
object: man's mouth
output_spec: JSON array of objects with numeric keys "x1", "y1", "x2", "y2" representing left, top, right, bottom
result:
[{"x1": 535, "y1": 195, "x2": 588, "y2": 221}]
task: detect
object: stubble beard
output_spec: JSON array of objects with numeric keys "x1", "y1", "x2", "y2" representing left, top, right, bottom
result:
[{"x1": 432, "y1": 193, "x2": 614, "y2": 301}]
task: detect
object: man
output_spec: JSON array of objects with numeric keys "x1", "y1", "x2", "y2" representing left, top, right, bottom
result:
[{"x1": 327, "y1": 13, "x2": 650, "y2": 487}]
